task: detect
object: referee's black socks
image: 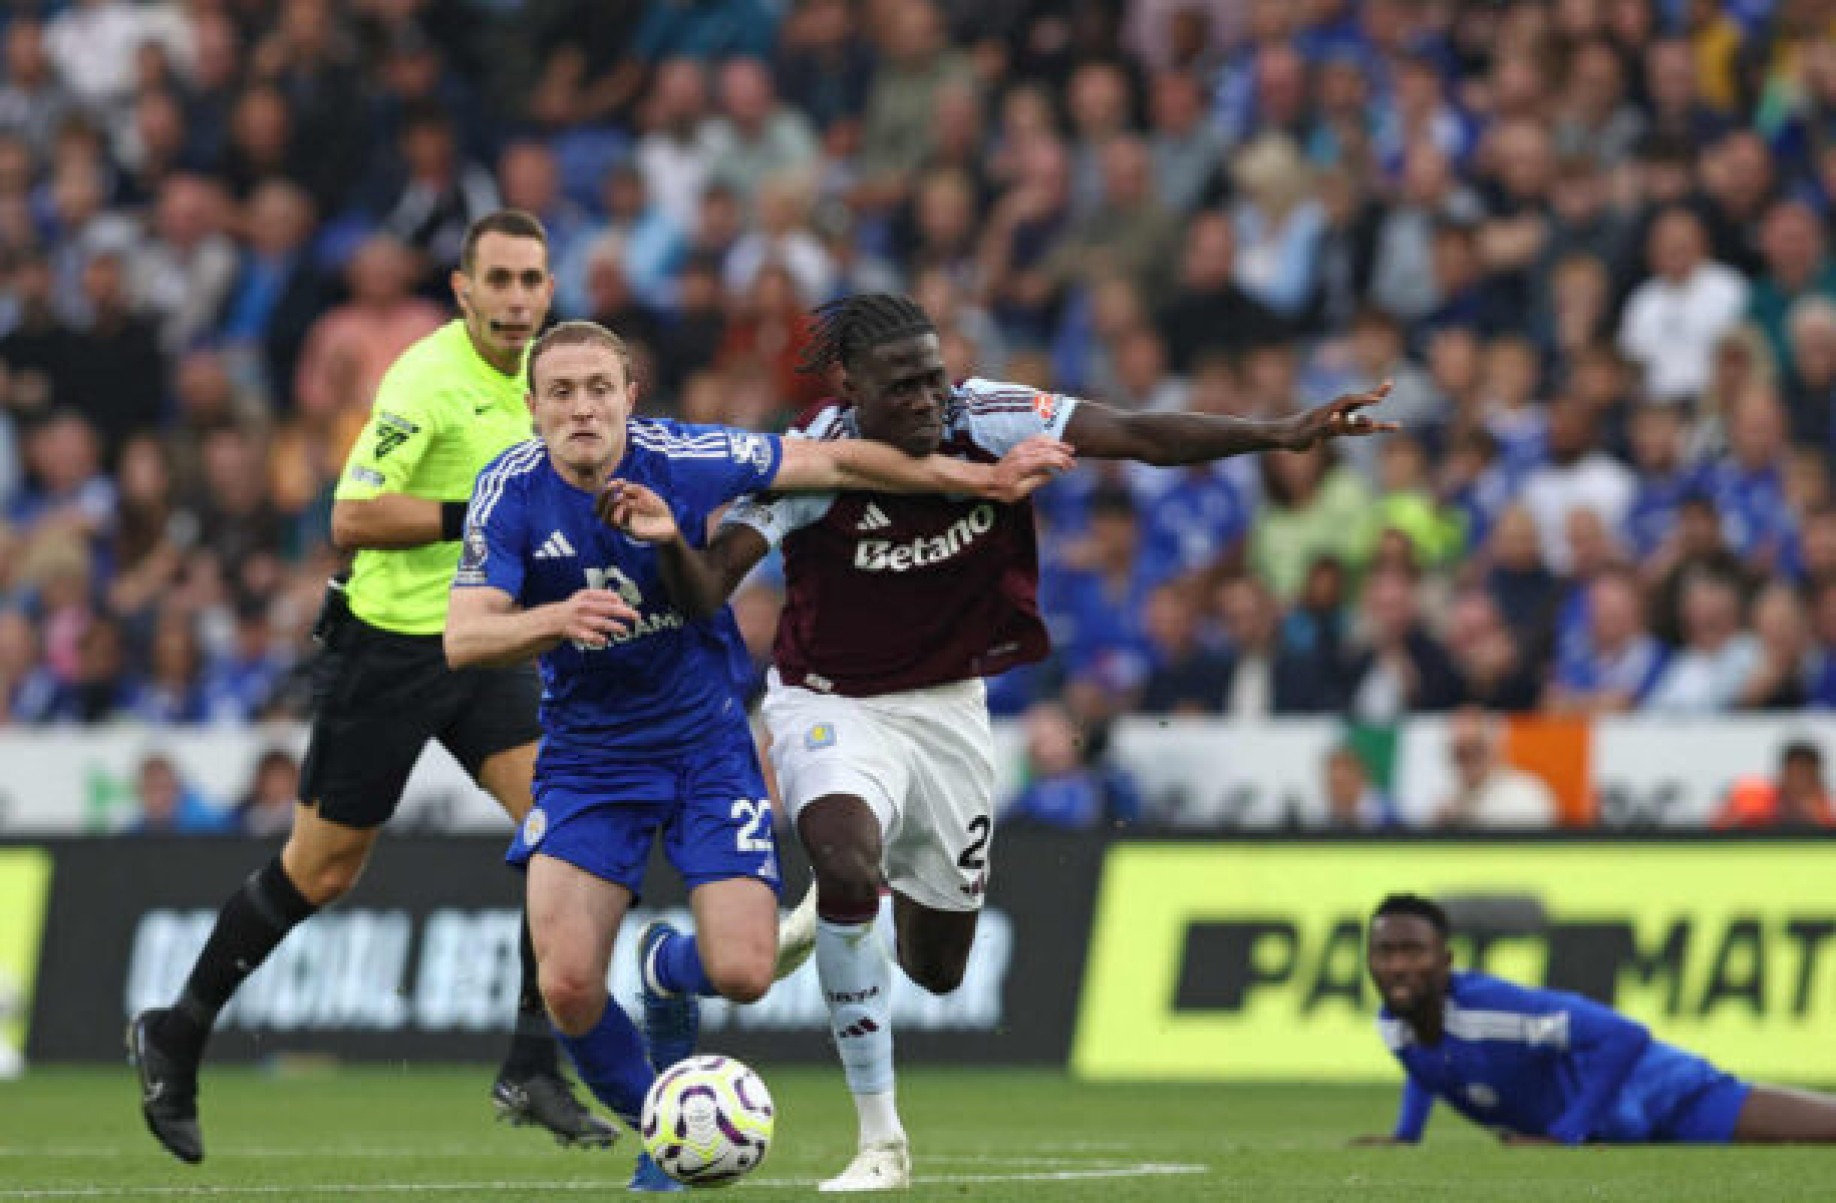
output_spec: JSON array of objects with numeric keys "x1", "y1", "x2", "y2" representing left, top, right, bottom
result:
[
  {"x1": 154, "y1": 856, "x2": 319, "y2": 1063},
  {"x1": 500, "y1": 912, "x2": 560, "y2": 1079}
]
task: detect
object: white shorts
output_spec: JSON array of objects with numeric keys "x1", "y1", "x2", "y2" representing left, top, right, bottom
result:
[{"x1": 760, "y1": 670, "x2": 996, "y2": 913}]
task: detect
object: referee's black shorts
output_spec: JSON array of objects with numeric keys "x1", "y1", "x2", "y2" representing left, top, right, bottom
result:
[{"x1": 299, "y1": 616, "x2": 542, "y2": 829}]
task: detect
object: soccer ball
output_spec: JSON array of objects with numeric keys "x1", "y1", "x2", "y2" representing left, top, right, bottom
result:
[{"x1": 640, "y1": 1055, "x2": 775, "y2": 1187}]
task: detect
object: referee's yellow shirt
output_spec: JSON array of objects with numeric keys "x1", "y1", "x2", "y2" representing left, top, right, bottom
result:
[{"x1": 334, "y1": 321, "x2": 534, "y2": 635}]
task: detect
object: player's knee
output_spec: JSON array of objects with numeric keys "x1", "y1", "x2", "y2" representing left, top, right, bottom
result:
[
  {"x1": 810, "y1": 851, "x2": 881, "y2": 917},
  {"x1": 901, "y1": 951, "x2": 967, "y2": 995},
  {"x1": 291, "y1": 856, "x2": 364, "y2": 906},
  {"x1": 706, "y1": 956, "x2": 773, "y2": 1005},
  {"x1": 539, "y1": 963, "x2": 605, "y2": 1034}
]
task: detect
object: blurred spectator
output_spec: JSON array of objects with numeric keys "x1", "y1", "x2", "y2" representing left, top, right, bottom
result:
[
  {"x1": 292, "y1": 236, "x2": 443, "y2": 433},
  {"x1": 0, "y1": 19, "x2": 71, "y2": 158},
  {"x1": 233, "y1": 747, "x2": 300, "y2": 838},
  {"x1": 1136, "y1": 581, "x2": 1231, "y2": 716},
  {"x1": 1215, "y1": 575, "x2": 1321, "y2": 717},
  {"x1": 0, "y1": 609, "x2": 56, "y2": 723},
  {"x1": 128, "y1": 752, "x2": 236, "y2": 835},
  {"x1": 64, "y1": 251, "x2": 166, "y2": 454},
  {"x1": 705, "y1": 58, "x2": 819, "y2": 206},
  {"x1": 1748, "y1": 201, "x2": 1836, "y2": 375},
  {"x1": 1547, "y1": 566, "x2": 1668, "y2": 713},
  {"x1": 1617, "y1": 207, "x2": 1750, "y2": 403},
  {"x1": 1228, "y1": 134, "x2": 1325, "y2": 321},
  {"x1": 1645, "y1": 572, "x2": 1762, "y2": 713},
  {"x1": 1322, "y1": 743, "x2": 1401, "y2": 831},
  {"x1": 1784, "y1": 299, "x2": 1836, "y2": 451},
  {"x1": 1444, "y1": 587, "x2": 1539, "y2": 711},
  {"x1": 1044, "y1": 136, "x2": 1180, "y2": 307},
  {"x1": 1248, "y1": 444, "x2": 1372, "y2": 602},
  {"x1": 1146, "y1": 69, "x2": 1225, "y2": 215},
  {"x1": 130, "y1": 175, "x2": 239, "y2": 356},
  {"x1": 1156, "y1": 212, "x2": 1289, "y2": 373},
  {"x1": 1374, "y1": 433, "x2": 1463, "y2": 568},
  {"x1": 773, "y1": 0, "x2": 874, "y2": 135},
  {"x1": 1347, "y1": 565, "x2": 1461, "y2": 722},
  {"x1": 1001, "y1": 701, "x2": 1142, "y2": 831},
  {"x1": 1702, "y1": 384, "x2": 1800, "y2": 573},
  {"x1": 1738, "y1": 582, "x2": 1814, "y2": 710},
  {"x1": 1433, "y1": 707, "x2": 1559, "y2": 829},
  {"x1": 373, "y1": 102, "x2": 500, "y2": 275},
  {"x1": 1714, "y1": 740, "x2": 1834, "y2": 829},
  {"x1": 130, "y1": 609, "x2": 209, "y2": 723},
  {"x1": 217, "y1": 179, "x2": 329, "y2": 403},
  {"x1": 854, "y1": 1, "x2": 973, "y2": 213},
  {"x1": 1521, "y1": 396, "x2": 1636, "y2": 573}
]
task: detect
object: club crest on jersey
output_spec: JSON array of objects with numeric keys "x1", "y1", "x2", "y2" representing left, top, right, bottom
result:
[
  {"x1": 804, "y1": 723, "x2": 836, "y2": 750},
  {"x1": 728, "y1": 432, "x2": 773, "y2": 471},
  {"x1": 522, "y1": 807, "x2": 547, "y2": 847}
]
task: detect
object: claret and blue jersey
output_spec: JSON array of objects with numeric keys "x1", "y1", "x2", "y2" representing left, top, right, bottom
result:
[
  {"x1": 453, "y1": 419, "x2": 786, "y2": 896},
  {"x1": 1381, "y1": 971, "x2": 1751, "y2": 1145}
]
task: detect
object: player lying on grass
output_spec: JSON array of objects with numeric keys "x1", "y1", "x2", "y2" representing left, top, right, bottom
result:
[
  {"x1": 443, "y1": 320, "x2": 1069, "y2": 1191},
  {"x1": 649, "y1": 292, "x2": 1395, "y2": 1191},
  {"x1": 1363, "y1": 894, "x2": 1836, "y2": 1146}
]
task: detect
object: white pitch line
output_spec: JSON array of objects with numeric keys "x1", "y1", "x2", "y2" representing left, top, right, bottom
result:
[{"x1": 0, "y1": 1163, "x2": 1209, "y2": 1198}]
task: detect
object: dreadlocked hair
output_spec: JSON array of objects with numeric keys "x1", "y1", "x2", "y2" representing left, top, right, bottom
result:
[{"x1": 797, "y1": 293, "x2": 937, "y2": 377}]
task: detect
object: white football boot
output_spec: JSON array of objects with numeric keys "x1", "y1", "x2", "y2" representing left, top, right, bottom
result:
[
  {"x1": 772, "y1": 883, "x2": 819, "y2": 981},
  {"x1": 818, "y1": 1140, "x2": 911, "y2": 1192}
]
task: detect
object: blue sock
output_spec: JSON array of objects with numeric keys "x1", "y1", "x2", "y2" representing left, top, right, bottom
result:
[
  {"x1": 554, "y1": 1002, "x2": 654, "y2": 1129},
  {"x1": 652, "y1": 929, "x2": 718, "y2": 998}
]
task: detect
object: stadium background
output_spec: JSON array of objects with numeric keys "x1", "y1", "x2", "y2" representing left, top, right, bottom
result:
[{"x1": 1, "y1": 0, "x2": 1835, "y2": 1083}]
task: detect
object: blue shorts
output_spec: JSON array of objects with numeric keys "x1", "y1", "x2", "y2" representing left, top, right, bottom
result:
[
  {"x1": 507, "y1": 725, "x2": 781, "y2": 899},
  {"x1": 1610, "y1": 1042, "x2": 1752, "y2": 1144},
  {"x1": 1653, "y1": 1076, "x2": 1752, "y2": 1144}
]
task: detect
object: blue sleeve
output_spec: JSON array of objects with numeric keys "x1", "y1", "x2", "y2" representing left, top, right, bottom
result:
[
  {"x1": 454, "y1": 462, "x2": 528, "y2": 600},
  {"x1": 1394, "y1": 1076, "x2": 1435, "y2": 1143},
  {"x1": 1545, "y1": 995, "x2": 1653, "y2": 1145},
  {"x1": 665, "y1": 424, "x2": 786, "y2": 528}
]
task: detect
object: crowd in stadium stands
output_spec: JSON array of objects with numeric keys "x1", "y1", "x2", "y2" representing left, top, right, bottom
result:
[{"x1": 0, "y1": 0, "x2": 1833, "y2": 826}]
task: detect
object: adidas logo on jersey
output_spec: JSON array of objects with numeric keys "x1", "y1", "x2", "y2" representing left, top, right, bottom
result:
[
  {"x1": 855, "y1": 503, "x2": 892, "y2": 532},
  {"x1": 533, "y1": 531, "x2": 577, "y2": 559},
  {"x1": 854, "y1": 504, "x2": 996, "y2": 573}
]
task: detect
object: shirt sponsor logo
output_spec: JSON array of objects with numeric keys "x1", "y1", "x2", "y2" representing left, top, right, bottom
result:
[{"x1": 853, "y1": 505, "x2": 996, "y2": 573}]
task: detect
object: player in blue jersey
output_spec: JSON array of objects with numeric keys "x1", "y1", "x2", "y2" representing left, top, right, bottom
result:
[
  {"x1": 443, "y1": 321, "x2": 1069, "y2": 1190},
  {"x1": 1364, "y1": 894, "x2": 1836, "y2": 1146}
]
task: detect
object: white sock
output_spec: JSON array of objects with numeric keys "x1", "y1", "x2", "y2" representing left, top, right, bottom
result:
[{"x1": 816, "y1": 918, "x2": 903, "y2": 1147}]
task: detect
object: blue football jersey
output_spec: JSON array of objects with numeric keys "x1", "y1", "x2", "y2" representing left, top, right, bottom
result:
[
  {"x1": 1380, "y1": 971, "x2": 1734, "y2": 1145},
  {"x1": 454, "y1": 422, "x2": 783, "y2": 782}
]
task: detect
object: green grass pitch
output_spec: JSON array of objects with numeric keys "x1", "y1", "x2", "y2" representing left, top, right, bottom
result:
[{"x1": 3, "y1": 1067, "x2": 1833, "y2": 1200}]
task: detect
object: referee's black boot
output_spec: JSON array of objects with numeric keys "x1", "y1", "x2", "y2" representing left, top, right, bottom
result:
[
  {"x1": 491, "y1": 1069, "x2": 620, "y2": 1149},
  {"x1": 128, "y1": 1009, "x2": 204, "y2": 1164}
]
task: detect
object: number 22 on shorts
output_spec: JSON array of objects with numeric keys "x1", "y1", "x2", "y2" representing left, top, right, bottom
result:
[{"x1": 731, "y1": 799, "x2": 774, "y2": 853}]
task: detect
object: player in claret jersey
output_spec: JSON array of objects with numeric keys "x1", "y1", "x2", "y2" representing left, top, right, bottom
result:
[{"x1": 655, "y1": 293, "x2": 1395, "y2": 1191}]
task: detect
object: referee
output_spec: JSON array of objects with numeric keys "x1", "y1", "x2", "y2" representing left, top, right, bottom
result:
[{"x1": 130, "y1": 211, "x2": 614, "y2": 1162}]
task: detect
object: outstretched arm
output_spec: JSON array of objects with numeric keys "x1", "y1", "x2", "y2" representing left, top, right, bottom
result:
[
  {"x1": 596, "y1": 482, "x2": 773, "y2": 618},
  {"x1": 1062, "y1": 382, "x2": 1396, "y2": 465},
  {"x1": 445, "y1": 584, "x2": 639, "y2": 669},
  {"x1": 772, "y1": 436, "x2": 1073, "y2": 502}
]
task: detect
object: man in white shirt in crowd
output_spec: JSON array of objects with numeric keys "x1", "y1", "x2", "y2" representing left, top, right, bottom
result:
[{"x1": 1433, "y1": 707, "x2": 1558, "y2": 829}]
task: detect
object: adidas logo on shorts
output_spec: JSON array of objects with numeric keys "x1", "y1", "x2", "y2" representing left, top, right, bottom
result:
[{"x1": 855, "y1": 503, "x2": 891, "y2": 532}]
